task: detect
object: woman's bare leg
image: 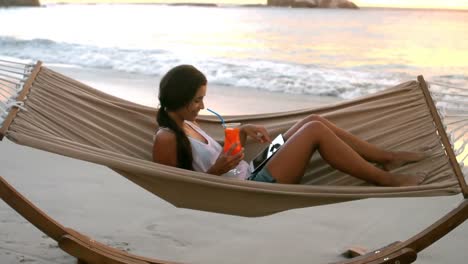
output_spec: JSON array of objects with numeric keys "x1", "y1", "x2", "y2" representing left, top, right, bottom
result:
[
  {"x1": 283, "y1": 114, "x2": 425, "y2": 169},
  {"x1": 266, "y1": 121, "x2": 425, "y2": 185}
]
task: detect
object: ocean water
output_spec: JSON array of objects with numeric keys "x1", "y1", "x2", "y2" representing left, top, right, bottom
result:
[{"x1": 1, "y1": 4, "x2": 467, "y2": 99}]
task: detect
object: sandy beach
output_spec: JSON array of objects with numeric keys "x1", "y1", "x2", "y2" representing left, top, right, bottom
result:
[{"x1": 0, "y1": 66, "x2": 467, "y2": 264}]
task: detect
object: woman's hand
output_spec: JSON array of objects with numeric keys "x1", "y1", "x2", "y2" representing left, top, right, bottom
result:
[
  {"x1": 240, "y1": 124, "x2": 271, "y2": 145},
  {"x1": 207, "y1": 143, "x2": 245, "y2": 175}
]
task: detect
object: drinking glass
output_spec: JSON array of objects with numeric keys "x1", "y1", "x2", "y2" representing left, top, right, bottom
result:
[
  {"x1": 223, "y1": 122, "x2": 242, "y2": 175},
  {"x1": 223, "y1": 122, "x2": 242, "y2": 155}
]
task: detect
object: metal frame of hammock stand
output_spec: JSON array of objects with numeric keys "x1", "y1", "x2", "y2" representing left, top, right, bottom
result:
[{"x1": 0, "y1": 61, "x2": 467, "y2": 263}]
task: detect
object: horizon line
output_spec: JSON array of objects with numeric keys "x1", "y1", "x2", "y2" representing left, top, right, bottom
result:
[{"x1": 41, "y1": 1, "x2": 468, "y2": 11}]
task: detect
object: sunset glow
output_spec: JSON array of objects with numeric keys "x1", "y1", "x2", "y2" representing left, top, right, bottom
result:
[
  {"x1": 41, "y1": 0, "x2": 468, "y2": 10},
  {"x1": 354, "y1": 0, "x2": 468, "y2": 10}
]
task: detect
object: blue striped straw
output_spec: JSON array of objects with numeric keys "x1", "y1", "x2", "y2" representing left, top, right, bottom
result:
[{"x1": 207, "y1": 108, "x2": 226, "y2": 128}]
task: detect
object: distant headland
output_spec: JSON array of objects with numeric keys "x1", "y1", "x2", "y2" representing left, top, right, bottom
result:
[
  {"x1": 0, "y1": 0, "x2": 40, "y2": 6},
  {"x1": 169, "y1": 3, "x2": 217, "y2": 7},
  {"x1": 267, "y1": 0, "x2": 358, "y2": 9},
  {"x1": 0, "y1": 0, "x2": 359, "y2": 9},
  {"x1": 156, "y1": 1, "x2": 359, "y2": 9}
]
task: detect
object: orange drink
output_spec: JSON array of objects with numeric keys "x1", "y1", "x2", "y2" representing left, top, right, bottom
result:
[{"x1": 223, "y1": 123, "x2": 242, "y2": 155}]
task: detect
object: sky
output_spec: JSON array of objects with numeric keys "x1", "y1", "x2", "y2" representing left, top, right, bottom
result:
[{"x1": 42, "y1": 0, "x2": 468, "y2": 10}]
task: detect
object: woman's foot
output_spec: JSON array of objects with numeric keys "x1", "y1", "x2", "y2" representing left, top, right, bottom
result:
[
  {"x1": 389, "y1": 172, "x2": 427, "y2": 187},
  {"x1": 383, "y1": 151, "x2": 427, "y2": 171}
]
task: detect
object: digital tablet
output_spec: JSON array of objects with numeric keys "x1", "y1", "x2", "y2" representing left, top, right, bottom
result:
[{"x1": 249, "y1": 134, "x2": 285, "y2": 173}]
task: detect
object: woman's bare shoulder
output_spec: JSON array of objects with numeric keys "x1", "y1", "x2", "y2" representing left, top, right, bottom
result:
[
  {"x1": 155, "y1": 128, "x2": 176, "y2": 144},
  {"x1": 153, "y1": 128, "x2": 178, "y2": 165}
]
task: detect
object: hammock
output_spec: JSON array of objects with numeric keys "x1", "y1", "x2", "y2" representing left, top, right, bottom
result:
[
  {"x1": 0, "y1": 60, "x2": 467, "y2": 217},
  {"x1": 1, "y1": 59, "x2": 467, "y2": 264}
]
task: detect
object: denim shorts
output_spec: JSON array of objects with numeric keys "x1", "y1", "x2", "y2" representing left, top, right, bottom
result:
[{"x1": 247, "y1": 167, "x2": 277, "y2": 183}]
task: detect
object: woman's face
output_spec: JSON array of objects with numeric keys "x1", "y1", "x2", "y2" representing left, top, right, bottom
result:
[{"x1": 177, "y1": 85, "x2": 207, "y2": 121}]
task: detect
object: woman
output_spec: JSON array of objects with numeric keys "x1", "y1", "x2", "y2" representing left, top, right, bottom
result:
[{"x1": 153, "y1": 65, "x2": 426, "y2": 186}]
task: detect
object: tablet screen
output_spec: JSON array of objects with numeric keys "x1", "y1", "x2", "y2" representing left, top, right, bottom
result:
[{"x1": 250, "y1": 134, "x2": 285, "y2": 173}]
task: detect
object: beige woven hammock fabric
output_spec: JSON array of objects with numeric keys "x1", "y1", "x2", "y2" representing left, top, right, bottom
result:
[{"x1": 4, "y1": 67, "x2": 462, "y2": 216}]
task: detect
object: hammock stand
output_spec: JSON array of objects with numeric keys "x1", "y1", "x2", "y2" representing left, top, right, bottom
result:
[{"x1": 0, "y1": 60, "x2": 467, "y2": 264}]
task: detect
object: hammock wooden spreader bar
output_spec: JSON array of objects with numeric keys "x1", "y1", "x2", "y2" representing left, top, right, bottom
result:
[
  {"x1": 418, "y1": 76, "x2": 468, "y2": 197},
  {"x1": 1, "y1": 175, "x2": 466, "y2": 264}
]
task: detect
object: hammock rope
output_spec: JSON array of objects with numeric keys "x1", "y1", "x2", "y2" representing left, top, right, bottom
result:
[
  {"x1": 430, "y1": 81, "x2": 468, "y2": 90},
  {"x1": 0, "y1": 60, "x2": 35, "y2": 126},
  {"x1": 425, "y1": 81, "x2": 468, "y2": 178}
]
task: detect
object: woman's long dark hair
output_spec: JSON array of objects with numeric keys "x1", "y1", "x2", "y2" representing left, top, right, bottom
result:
[{"x1": 157, "y1": 65, "x2": 207, "y2": 170}]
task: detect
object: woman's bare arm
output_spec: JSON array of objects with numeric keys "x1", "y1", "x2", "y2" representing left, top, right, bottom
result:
[
  {"x1": 153, "y1": 129, "x2": 243, "y2": 175},
  {"x1": 239, "y1": 124, "x2": 271, "y2": 146}
]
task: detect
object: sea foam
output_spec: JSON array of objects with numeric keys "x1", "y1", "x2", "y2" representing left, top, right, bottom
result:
[{"x1": 0, "y1": 36, "x2": 422, "y2": 99}]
